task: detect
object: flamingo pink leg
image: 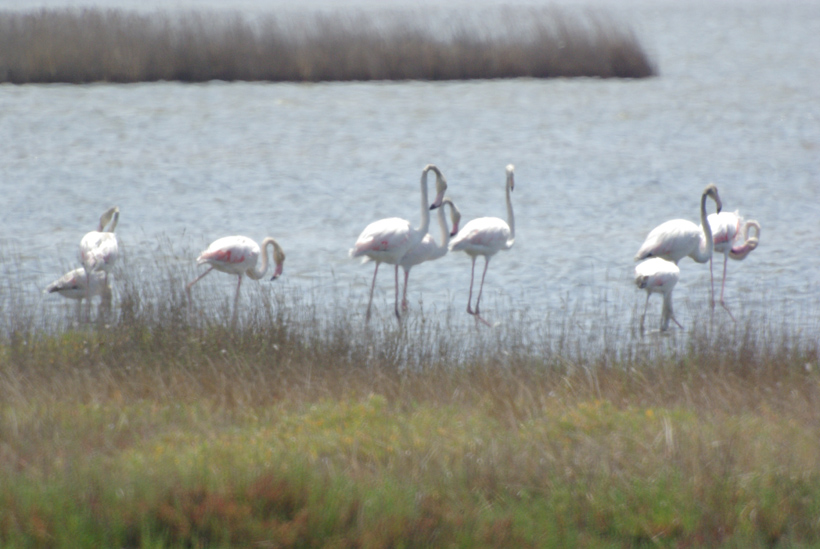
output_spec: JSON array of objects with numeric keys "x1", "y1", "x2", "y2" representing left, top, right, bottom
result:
[{"x1": 466, "y1": 256, "x2": 477, "y2": 315}]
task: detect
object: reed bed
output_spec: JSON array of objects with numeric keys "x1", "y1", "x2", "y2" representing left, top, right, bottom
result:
[
  {"x1": 0, "y1": 7, "x2": 656, "y2": 84},
  {"x1": 1, "y1": 257, "x2": 819, "y2": 547}
]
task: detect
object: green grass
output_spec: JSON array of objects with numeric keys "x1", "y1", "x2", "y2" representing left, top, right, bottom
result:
[
  {"x1": 0, "y1": 7, "x2": 656, "y2": 83},
  {"x1": 1, "y1": 259, "x2": 819, "y2": 547}
]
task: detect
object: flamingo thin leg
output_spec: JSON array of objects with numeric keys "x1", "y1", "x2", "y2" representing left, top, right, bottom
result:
[
  {"x1": 718, "y1": 254, "x2": 736, "y2": 321},
  {"x1": 365, "y1": 262, "x2": 380, "y2": 324},
  {"x1": 232, "y1": 275, "x2": 243, "y2": 327},
  {"x1": 393, "y1": 264, "x2": 402, "y2": 321},
  {"x1": 186, "y1": 266, "x2": 215, "y2": 321},
  {"x1": 466, "y1": 256, "x2": 477, "y2": 315},
  {"x1": 401, "y1": 268, "x2": 410, "y2": 313},
  {"x1": 473, "y1": 257, "x2": 492, "y2": 327}
]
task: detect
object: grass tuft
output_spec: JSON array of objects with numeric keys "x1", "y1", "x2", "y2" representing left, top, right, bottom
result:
[{"x1": 0, "y1": 254, "x2": 819, "y2": 546}]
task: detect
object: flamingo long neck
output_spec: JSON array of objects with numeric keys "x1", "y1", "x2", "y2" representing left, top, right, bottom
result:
[
  {"x1": 417, "y1": 168, "x2": 432, "y2": 235},
  {"x1": 435, "y1": 204, "x2": 450, "y2": 250},
  {"x1": 247, "y1": 238, "x2": 282, "y2": 280},
  {"x1": 694, "y1": 192, "x2": 714, "y2": 263},
  {"x1": 505, "y1": 174, "x2": 515, "y2": 243},
  {"x1": 729, "y1": 220, "x2": 760, "y2": 260}
]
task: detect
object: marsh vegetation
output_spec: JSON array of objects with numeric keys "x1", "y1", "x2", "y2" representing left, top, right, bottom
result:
[
  {"x1": 0, "y1": 7, "x2": 656, "y2": 83},
  {"x1": 1, "y1": 255, "x2": 818, "y2": 547}
]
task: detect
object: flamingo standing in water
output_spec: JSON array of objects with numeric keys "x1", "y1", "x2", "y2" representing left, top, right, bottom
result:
[
  {"x1": 350, "y1": 164, "x2": 447, "y2": 323},
  {"x1": 45, "y1": 267, "x2": 110, "y2": 319},
  {"x1": 708, "y1": 211, "x2": 761, "y2": 319},
  {"x1": 398, "y1": 197, "x2": 461, "y2": 313},
  {"x1": 79, "y1": 206, "x2": 119, "y2": 312},
  {"x1": 634, "y1": 184, "x2": 722, "y2": 308},
  {"x1": 634, "y1": 258, "x2": 682, "y2": 332},
  {"x1": 449, "y1": 164, "x2": 516, "y2": 327},
  {"x1": 186, "y1": 235, "x2": 286, "y2": 326}
]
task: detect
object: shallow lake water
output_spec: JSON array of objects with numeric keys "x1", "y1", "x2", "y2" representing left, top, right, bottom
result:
[{"x1": 0, "y1": 0, "x2": 818, "y2": 333}]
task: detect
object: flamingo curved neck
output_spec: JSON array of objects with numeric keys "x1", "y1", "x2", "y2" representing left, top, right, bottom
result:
[
  {"x1": 695, "y1": 192, "x2": 714, "y2": 263},
  {"x1": 246, "y1": 238, "x2": 282, "y2": 280},
  {"x1": 418, "y1": 168, "x2": 433, "y2": 236}
]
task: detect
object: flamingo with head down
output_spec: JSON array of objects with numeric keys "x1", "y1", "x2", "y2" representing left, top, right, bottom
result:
[
  {"x1": 635, "y1": 257, "x2": 682, "y2": 333},
  {"x1": 707, "y1": 211, "x2": 761, "y2": 319},
  {"x1": 186, "y1": 235, "x2": 285, "y2": 326},
  {"x1": 635, "y1": 184, "x2": 723, "y2": 308}
]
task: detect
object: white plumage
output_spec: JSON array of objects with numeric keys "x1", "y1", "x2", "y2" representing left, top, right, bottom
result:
[
  {"x1": 350, "y1": 164, "x2": 447, "y2": 323},
  {"x1": 449, "y1": 164, "x2": 515, "y2": 326},
  {"x1": 707, "y1": 210, "x2": 761, "y2": 318},
  {"x1": 635, "y1": 257, "x2": 681, "y2": 332}
]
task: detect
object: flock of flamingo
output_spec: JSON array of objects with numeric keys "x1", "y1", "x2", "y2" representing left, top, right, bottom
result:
[{"x1": 45, "y1": 164, "x2": 760, "y2": 331}]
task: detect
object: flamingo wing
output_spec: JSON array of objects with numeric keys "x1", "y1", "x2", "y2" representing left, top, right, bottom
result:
[
  {"x1": 634, "y1": 258, "x2": 679, "y2": 293},
  {"x1": 449, "y1": 217, "x2": 511, "y2": 255},
  {"x1": 197, "y1": 236, "x2": 260, "y2": 274},
  {"x1": 708, "y1": 211, "x2": 742, "y2": 254},
  {"x1": 350, "y1": 217, "x2": 416, "y2": 262},
  {"x1": 80, "y1": 232, "x2": 119, "y2": 273},
  {"x1": 634, "y1": 219, "x2": 702, "y2": 263}
]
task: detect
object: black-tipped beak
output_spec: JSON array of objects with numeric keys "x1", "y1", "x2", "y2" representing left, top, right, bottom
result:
[
  {"x1": 429, "y1": 203, "x2": 440, "y2": 210},
  {"x1": 270, "y1": 274, "x2": 279, "y2": 281}
]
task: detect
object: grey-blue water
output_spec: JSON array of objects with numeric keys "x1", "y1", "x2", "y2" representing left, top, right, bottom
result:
[{"x1": 1, "y1": 0, "x2": 818, "y2": 332}]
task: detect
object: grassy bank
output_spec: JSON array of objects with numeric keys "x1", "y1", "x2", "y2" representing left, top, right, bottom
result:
[
  {"x1": 0, "y1": 8, "x2": 656, "y2": 84},
  {"x1": 1, "y1": 260, "x2": 819, "y2": 547}
]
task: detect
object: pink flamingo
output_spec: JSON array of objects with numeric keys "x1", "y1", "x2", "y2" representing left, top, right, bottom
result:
[
  {"x1": 350, "y1": 164, "x2": 447, "y2": 323},
  {"x1": 634, "y1": 184, "x2": 722, "y2": 308},
  {"x1": 186, "y1": 235, "x2": 286, "y2": 326},
  {"x1": 46, "y1": 267, "x2": 110, "y2": 319},
  {"x1": 79, "y1": 206, "x2": 119, "y2": 312},
  {"x1": 398, "y1": 197, "x2": 461, "y2": 313},
  {"x1": 707, "y1": 211, "x2": 761, "y2": 319},
  {"x1": 635, "y1": 258, "x2": 682, "y2": 332},
  {"x1": 449, "y1": 164, "x2": 515, "y2": 327}
]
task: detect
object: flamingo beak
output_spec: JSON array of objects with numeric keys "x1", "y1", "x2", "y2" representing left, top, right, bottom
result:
[
  {"x1": 270, "y1": 263, "x2": 284, "y2": 281},
  {"x1": 450, "y1": 223, "x2": 459, "y2": 237},
  {"x1": 429, "y1": 189, "x2": 445, "y2": 210}
]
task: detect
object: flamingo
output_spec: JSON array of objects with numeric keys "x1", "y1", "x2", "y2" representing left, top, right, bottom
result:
[
  {"x1": 45, "y1": 267, "x2": 110, "y2": 319},
  {"x1": 186, "y1": 235, "x2": 285, "y2": 326},
  {"x1": 350, "y1": 164, "x2": 447, "y2": 323},
  {"x1": 634, "y1": 258, "x2": 682, "y2": 332},
  {"x1": 79, "y1": 206, "x2": 119, "y2": 311},
  {"x1": 707, "y1": 211, "x2": 761, "y2": 319},
  {"x1": 398, "y1": 197, "x2": 461, "y2": 313},
  {"x1": 634, "y1": 184, "x2": 722, "y2": 308},
  {"x1": 449, "y1": 164, "x2": 516, "y2": 327}
]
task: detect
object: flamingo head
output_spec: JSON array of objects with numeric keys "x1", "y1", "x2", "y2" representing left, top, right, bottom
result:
[
  {"x1": 428, "y1": 165, "x2": 447, "y2": 210},
  {"x1": 703, "y1": 184, "x2": 722, "y2": 213},
  {"x1": 98, "y1": 206, "x2": 120, "y2": 232},
  {"x1": 270, "y1": 244, "x2": 286, "y2": 281},
  {"x1": 443, "y1": 197, "x2": 462, "y2": 236}
]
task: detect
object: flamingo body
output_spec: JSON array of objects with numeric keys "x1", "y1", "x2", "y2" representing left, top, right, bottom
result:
[
  {"x1": 635, "y1": 257, "x2": 682, "y2": 332},
  {"x1": 707, "y1": 211, "x2": 761, "y2": 317},
  {"x1": 187, "y1": 235, "x2": 285, "y2": 326},
  {"x1": 351, "y1": 164, "x2": 447, "y2": 323},
  {"x1": 449, "y1": 164, "x2": 516, "y2": 326},
  {"x1": 634, "y1": 219, "x2": 704, "y2": 264},
  {"x1": 80, "y1": 206, "x2": 120, "y2": 277},
  {"x1": 46, "y1": 268, "x2": 108, "y2": 301},
  {"x1": 634, "y1": 184, "x2": 723, "y2": 310},
  {"x1": 197, "y1": 235, "x2": 262, "y2": 276}
]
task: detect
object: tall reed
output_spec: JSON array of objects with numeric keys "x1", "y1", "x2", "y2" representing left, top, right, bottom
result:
[{"x1": 0, "y1": 7, "x2": 656, "y2": 83}]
